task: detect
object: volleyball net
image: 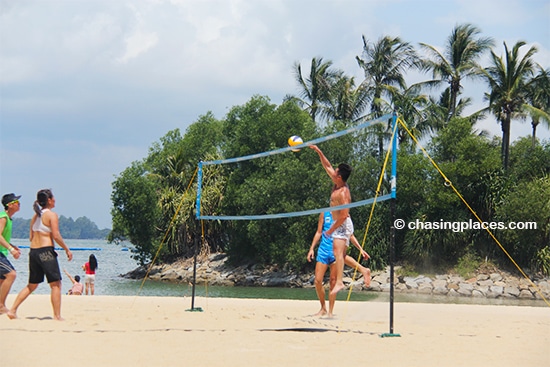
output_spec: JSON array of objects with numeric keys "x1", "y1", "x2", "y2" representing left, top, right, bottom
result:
[{"x1": 195, "y1": 113, "x2": 398, "y2": 221}]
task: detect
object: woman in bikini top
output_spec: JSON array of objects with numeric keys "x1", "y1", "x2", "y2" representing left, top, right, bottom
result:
[{"x1": 29, "y1": 192, "x2": 71, "y2": 255}]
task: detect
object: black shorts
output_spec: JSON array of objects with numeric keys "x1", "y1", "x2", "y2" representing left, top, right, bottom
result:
[{"x1": 28, "y1": 247, "x2": 62, "y2": 284}]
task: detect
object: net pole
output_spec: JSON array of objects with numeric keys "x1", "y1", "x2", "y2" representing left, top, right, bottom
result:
[
  {"x1": 187, "y1": 163, "x2": 204, "y2": 312},
  {"x1": 192, "y1": 163, "x2": 201, "y2": 309},
  {"x1": 186, "y1": 232, "x2": 203, "y2": 312},
  {"x1": 382, "y1": 112, "x2": 401, "y2": 337},
  {"x1": 390, "y1": 113, "x2": 397, "y2": 334},
  {"x1": 191, "y1": 234, "x2": 198, "y2": 309},
  {"x1": 390, "y1": 200, "x2": 396, "y2": 333}
]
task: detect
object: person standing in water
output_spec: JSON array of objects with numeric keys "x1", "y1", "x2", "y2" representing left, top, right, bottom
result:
[{"x1": 83, "y1": 254, "x2": 97, "y2": 295}]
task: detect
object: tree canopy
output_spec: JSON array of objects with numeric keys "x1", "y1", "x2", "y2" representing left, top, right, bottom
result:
[{"x1": 110, "y1": 24, "x2": 550, "y2": 275}]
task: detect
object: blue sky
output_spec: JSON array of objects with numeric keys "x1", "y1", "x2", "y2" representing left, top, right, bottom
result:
[{"x1": 1, "y1": 0, "x2": 549, "y2": 229}]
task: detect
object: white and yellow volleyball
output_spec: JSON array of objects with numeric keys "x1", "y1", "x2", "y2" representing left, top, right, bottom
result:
[{"x1": 288, "y1": 135, "x2": 303, "y2": 152}]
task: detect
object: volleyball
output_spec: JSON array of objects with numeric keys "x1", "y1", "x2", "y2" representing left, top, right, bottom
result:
[{"x1": 288, "y1": 135, "x2": 303, "y2": 152}]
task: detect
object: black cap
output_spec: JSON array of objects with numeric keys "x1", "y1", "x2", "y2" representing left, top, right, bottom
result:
[{"x1": 2, "y1": 193, "x2": 21, "y2": 206}]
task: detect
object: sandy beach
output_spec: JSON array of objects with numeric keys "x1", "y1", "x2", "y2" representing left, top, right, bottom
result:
[{"x1": 1, "y1": 294, "x2": 548, "y2": 367}]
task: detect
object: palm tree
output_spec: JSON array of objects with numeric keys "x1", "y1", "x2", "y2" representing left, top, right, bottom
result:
[
  {"x1": 321, "y1": 74, "x2": 370, "y2": 124},
  {"x1": 357, "y1": 35, "x2": 419, "y2": 118},
  {"x1": 420, "y1": 23, "x2": 494, "y2": 122},
  {"x1": 382, "y1": 82, "x2": 431, "y2": 144},
  {"x1": 292, "y1": 57, "x2": 341, "y2": 123},
  {"x1": 481, "y1": 41, "x2": 538, "y2": 170},
  {"x1": 425, "y1": 88, "x2": 488, "y2": 136},
  {"x1": 356, "y1": 35, "x2": 419, "y2": 158},
  {"x1": 524, "y1": 66, "x2": 550, "y2": 148}
]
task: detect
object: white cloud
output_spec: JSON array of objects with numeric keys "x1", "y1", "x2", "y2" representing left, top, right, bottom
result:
[
  {"x1": 116, "y1": 29, "x2": 159, "y2": 64},
  {"x1": 63, "y1": 12, "x2": 123, "y2": 67},
  {"x1": 115, "y1": 4, "x2": 158, "y2": 64}
]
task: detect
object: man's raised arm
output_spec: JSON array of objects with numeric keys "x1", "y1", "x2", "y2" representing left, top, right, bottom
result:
[{"x1": 310, "y1": 145, "x2": 337, "y2": 182}]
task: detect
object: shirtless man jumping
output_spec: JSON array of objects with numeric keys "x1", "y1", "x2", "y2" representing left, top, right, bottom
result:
[{"x1": 310, "y1": 145, "x2": 353, "y2": 296}]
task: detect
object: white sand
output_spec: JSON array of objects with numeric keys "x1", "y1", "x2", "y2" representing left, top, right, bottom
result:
[{"x1": 2, "y1": 294, "x2": 548, "y2": 367}]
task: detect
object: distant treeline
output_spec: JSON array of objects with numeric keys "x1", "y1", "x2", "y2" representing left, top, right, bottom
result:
[{"x1": 11, "y1": 216, "x2": 110, "y2": 239}]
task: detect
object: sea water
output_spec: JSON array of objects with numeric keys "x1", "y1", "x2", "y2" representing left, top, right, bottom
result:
[
  {"x1": 7, "y1": 239, "x2": 548, "y2": 307},
  {"x1": 9, "y1": 239, "x2": 139, "y2": 296},
  {"x1": 7, "y1": 238, "x2": 375, "y2": 300}
]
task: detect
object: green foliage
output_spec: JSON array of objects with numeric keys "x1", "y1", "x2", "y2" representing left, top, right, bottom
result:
[
  {"x1": 482, "y1": 41, "x2": 539, "y2": 170},
  {"x1": 353, "y1": 211, "x2": 389, "y2": 271},
  {"x1": 534, "y1": 246, "x2": 550, "y2": 276},
  {"x1": 110, "y1": 94, "x2": 550, "y2": 275},
  {"x1": 221, "y1": 97, "x2": 322, "y2": 267},
  {"x1": 399, "y1": 118, "x2": 501, "y2": 267},
  {"x1": 454, "y1": 251, "x2": 482, "y2": 279},
  {"x1": 109, "y1": 34, "x2": 550, "y2": 275},
  {"x1": 109, "y1": 161, "x2": 162, "y2": 265},
  {"x1": 508, "y1": 137, "x2": 550, "y2": 182},
  {"x1": 152, "y1": 117, "x2": 226, "y2": 259},
  {"x1": 396, "y1": 263, "x2": 419, "y2": 278},
  {"x1": 494, "y1": 175, "x2": 550, "y2": 269},
  {"x1": 109, "y1": 112, "x2": 228, "y2": 265}
]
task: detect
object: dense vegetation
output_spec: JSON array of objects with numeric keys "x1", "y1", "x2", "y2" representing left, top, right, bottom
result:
[
  {"x1": 109, "y1": 24, "x2": 550, "y2": 276},
  {"x1": 11, "y1": 216, "x2": 110, "y2": 240}
]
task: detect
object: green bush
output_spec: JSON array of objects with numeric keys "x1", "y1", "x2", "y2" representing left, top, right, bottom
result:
[
  {"x1": 454, "y1": 251, "x2": 482, "y2": 279},
  {"x1": 534, "y1": 246, "x2": 550, "y2": 276}
]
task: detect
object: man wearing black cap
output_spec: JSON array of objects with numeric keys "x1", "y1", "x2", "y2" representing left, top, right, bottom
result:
[{"x1": 0, "y1": 193, "x2": 22, "y2": 315}]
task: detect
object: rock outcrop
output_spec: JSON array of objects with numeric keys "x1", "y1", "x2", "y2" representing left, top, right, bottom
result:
[{"x1": 123, "y1": 253, "x2": 550, "y2": 301}]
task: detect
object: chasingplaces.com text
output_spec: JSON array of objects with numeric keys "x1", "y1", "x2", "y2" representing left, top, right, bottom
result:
[{"x1": 394, "y1": 219, "x2": 537, "y2": 233}]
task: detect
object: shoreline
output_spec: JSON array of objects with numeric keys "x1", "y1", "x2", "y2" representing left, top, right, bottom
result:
[
  {"x1": 2, "y1": 294, "x2": 548, "y2": 367},
  {"x1": 132, "y1": 253, "x2": 550, "y2": 303}
]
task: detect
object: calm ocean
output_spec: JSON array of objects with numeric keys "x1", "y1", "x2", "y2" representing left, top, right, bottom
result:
[
  {"x1": 7, "y1": 238, "x2": 374, "y2": 300},
  {"x1": 9, "y1": 239, "x2": 139, "y2": 296}
]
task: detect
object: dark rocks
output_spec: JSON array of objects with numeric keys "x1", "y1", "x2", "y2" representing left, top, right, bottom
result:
[{"x1": 123, "y1": 253, "x2": 550, "y2": 301}]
